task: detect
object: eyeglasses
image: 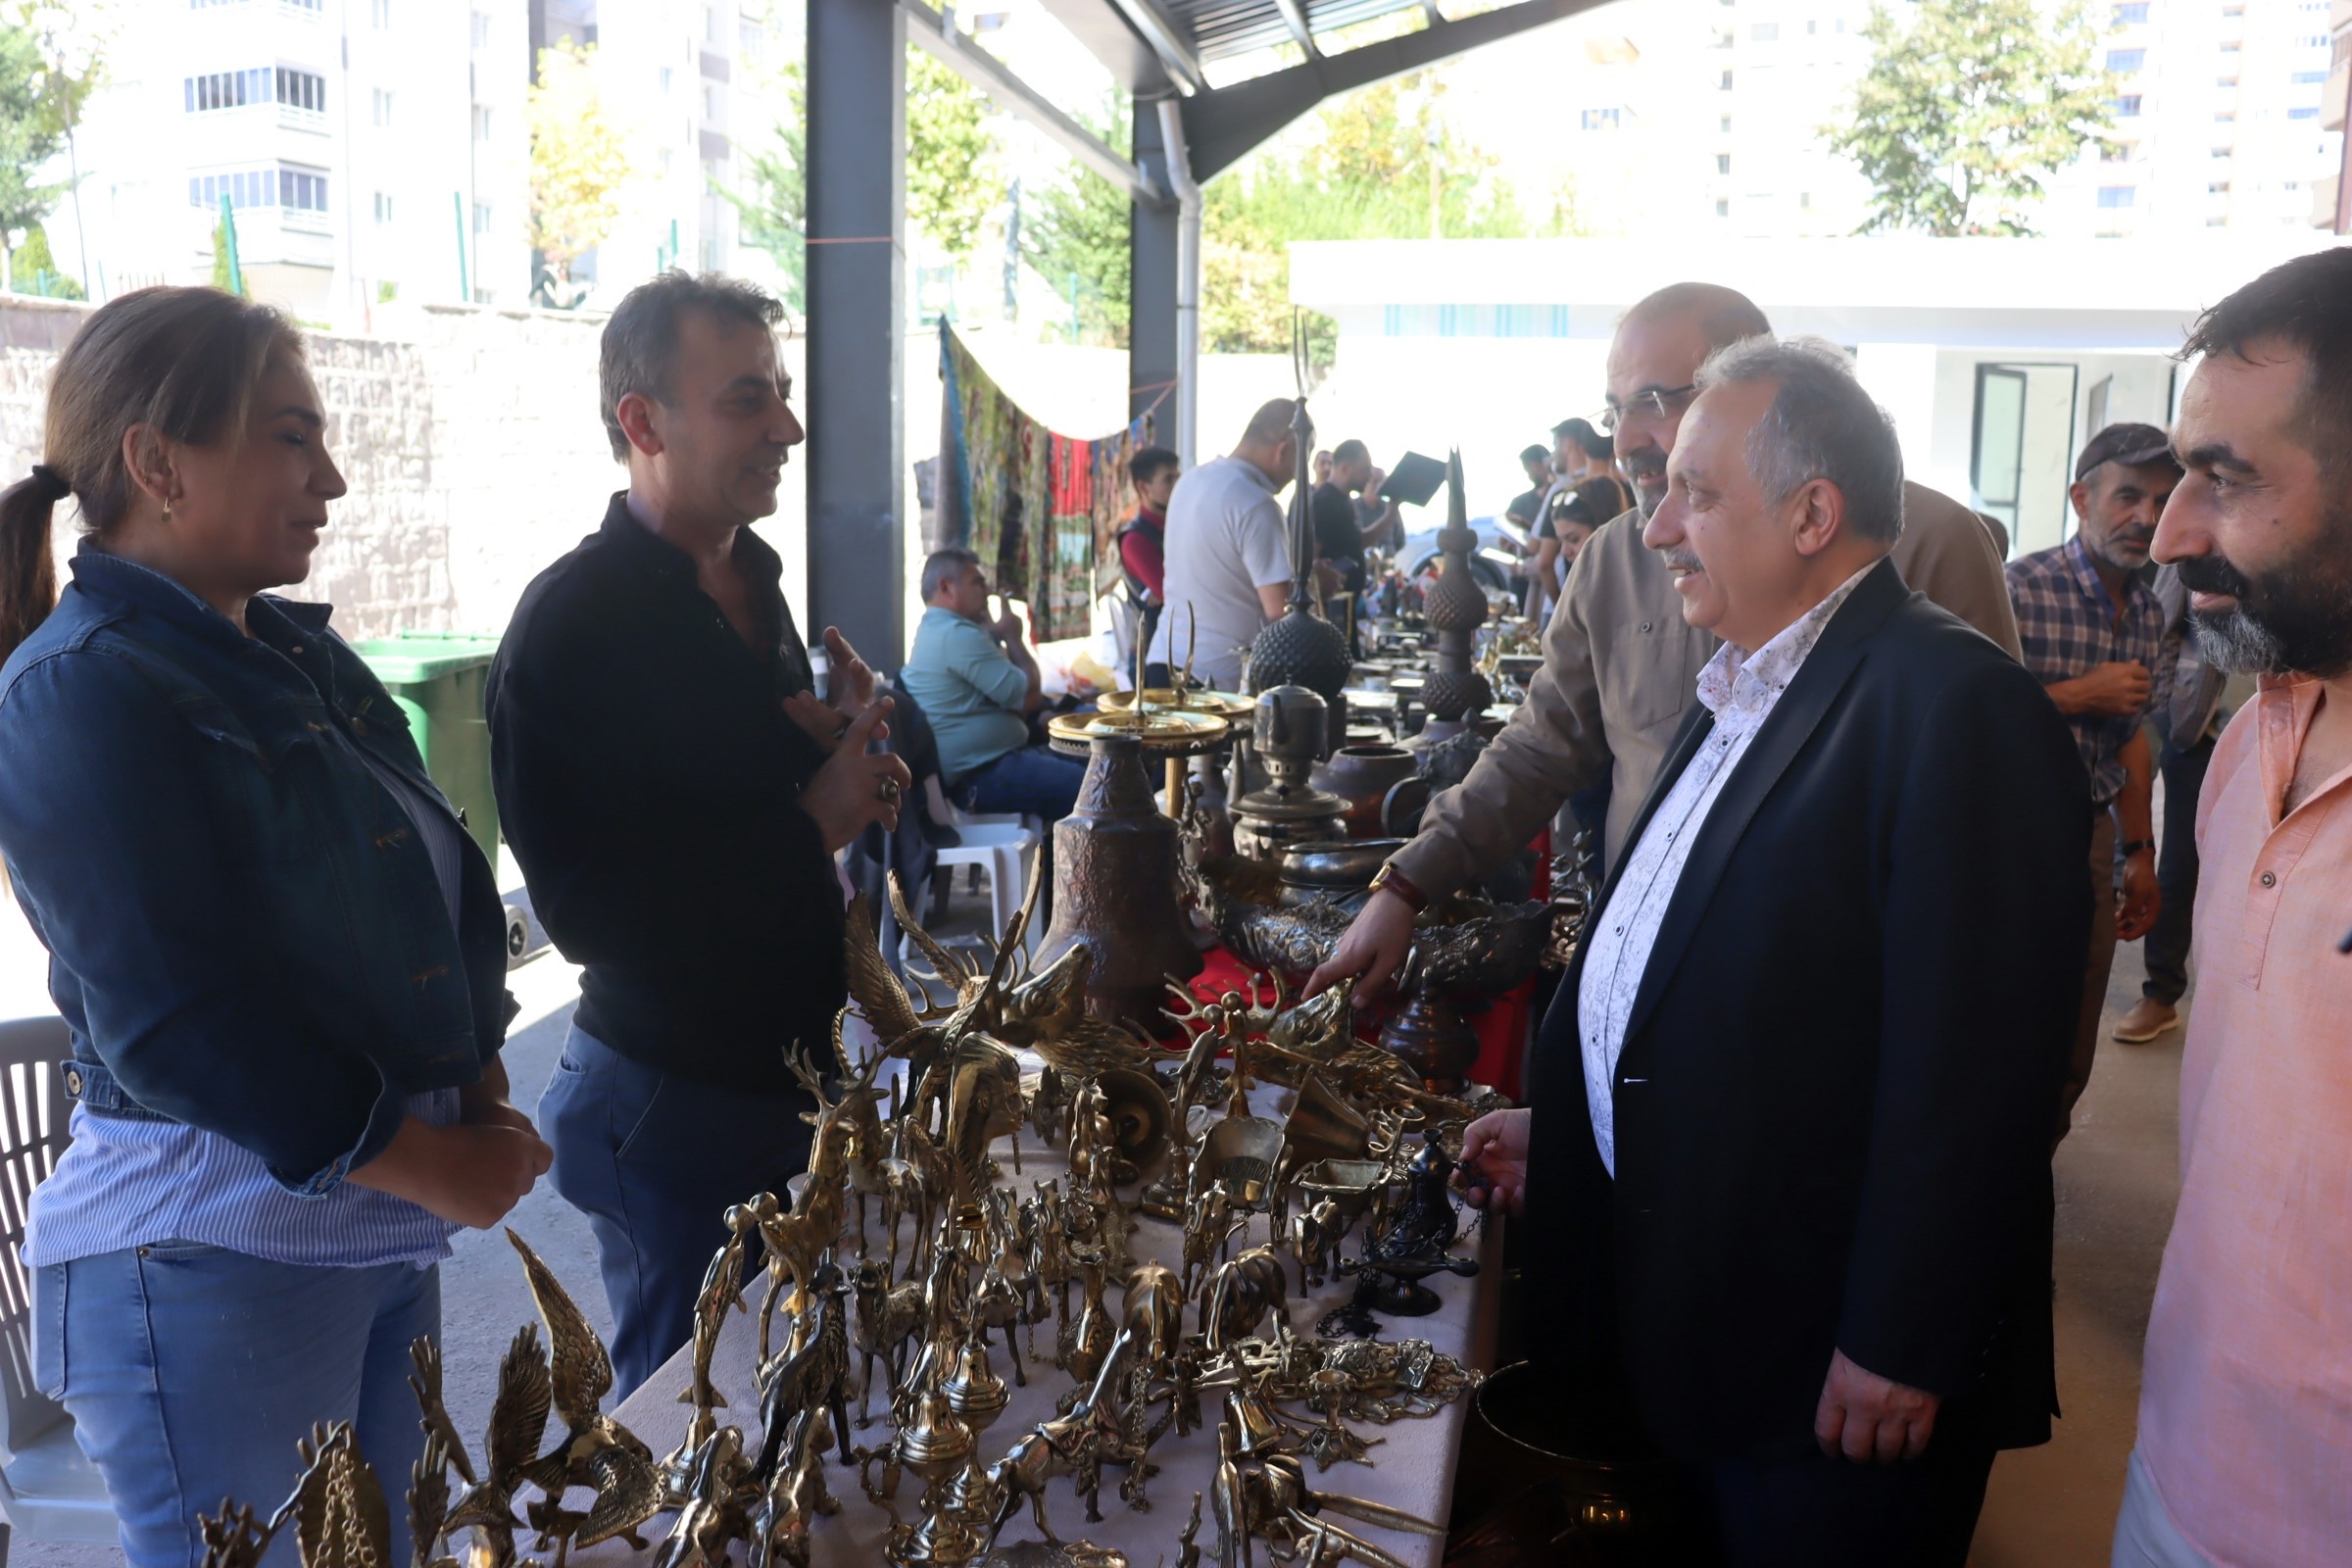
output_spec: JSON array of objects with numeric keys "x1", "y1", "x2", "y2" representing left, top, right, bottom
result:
[{"x1": 1590, "y1": 383, "x2": 1698, "y2": 434}]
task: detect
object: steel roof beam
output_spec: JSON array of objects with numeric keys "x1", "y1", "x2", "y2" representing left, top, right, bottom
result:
[
  {"x1": 1102, "y1": 0, "x2": 1211, "y2": 92},
  {"x1": 1271, "y1": 0, "x2": 1322, "y2": 57},
  {"x1": 1179, "y1": 0, "x2": 1601, "y2": 180},
  {"x1": 903, "y1": 0, "x2": 1170, "y2": 204}
]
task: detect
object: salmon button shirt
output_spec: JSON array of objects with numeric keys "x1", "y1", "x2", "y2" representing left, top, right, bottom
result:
[{"x1": 2136, "y1": 672, "x2": 2352, "y2": 1567}]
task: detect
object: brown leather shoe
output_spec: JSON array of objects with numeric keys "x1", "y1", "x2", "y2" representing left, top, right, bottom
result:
[{"x1": 2114, "y1": 998, "x2": 2180, "y2": 1044}]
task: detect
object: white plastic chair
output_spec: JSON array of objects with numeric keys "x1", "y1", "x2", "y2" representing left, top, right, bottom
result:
[
  {"x1": 902, "y1": 777, "x2": 1041, "y2": 963},
  {"x1": 0, "y1": 1016, "x2": 115, "y2": 1563}
]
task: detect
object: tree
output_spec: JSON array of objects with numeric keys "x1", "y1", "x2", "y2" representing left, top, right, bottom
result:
[
  {"x1": 0, "y1": 18, "x2": 65, "y2": 291},
  {"x1": 526, "y1": 40, "x2": 633, "y2": 275},
  {"x1": 722, "y1": 58, "x2": 806, "y2": 312},
  {"x1": 1020, "y1": 104, "x2": 1129, "y2": 347},
  {"x1": 1198, "y1": 74, "x2": 1538, "y2": 354},
  {"x1": 3, "y1": 1, "x2": 109, "y2": 295},
  {"x1": 904, "y1": 49, "x2": 997, "y2": 263},
  {"x1": 1828, "y1": 0, "x2": 2113, "y2": 236}
]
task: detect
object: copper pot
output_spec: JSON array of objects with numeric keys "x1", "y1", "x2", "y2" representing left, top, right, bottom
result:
[{"x1": 1309, "y1": 745, "x2": 1424, "y2": 839}]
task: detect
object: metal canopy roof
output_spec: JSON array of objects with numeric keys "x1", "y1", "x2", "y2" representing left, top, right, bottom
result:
[
  {"x1": 1038, "y1": 0, "x2": 1598, "y2": 178},
  {"x1": 1168, "y1": 0, "x2": 1426, "y2": 65}
]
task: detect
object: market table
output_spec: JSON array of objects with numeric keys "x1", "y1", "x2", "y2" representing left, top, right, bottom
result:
[{"x1": 588, "y1": 1071, "x2": 1503, "y2": 1568}]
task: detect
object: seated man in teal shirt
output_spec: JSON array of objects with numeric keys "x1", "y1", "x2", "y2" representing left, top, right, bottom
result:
[{"x1": 901, "y1": 549, "x2": 1088, "y2": 820}]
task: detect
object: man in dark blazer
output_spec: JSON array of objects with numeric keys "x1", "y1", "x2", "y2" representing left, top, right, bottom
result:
[{"x1": 1461, "y1": 337, "x2": 2089, "y2": 1564}]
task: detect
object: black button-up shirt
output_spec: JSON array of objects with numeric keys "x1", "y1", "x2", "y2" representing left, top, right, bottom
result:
[{"x1": 487, "y1": 492, "x2": 846, "y2": 1090}]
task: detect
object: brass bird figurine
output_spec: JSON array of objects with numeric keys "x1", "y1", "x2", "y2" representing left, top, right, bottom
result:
[{"x1": 505, "y1": 1229, "x2": 664, "y2": 1555}]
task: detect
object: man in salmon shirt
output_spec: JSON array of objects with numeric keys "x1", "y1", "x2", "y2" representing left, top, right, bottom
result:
[{"x1": 2116, "y1": 246, "x2": 2352, "y2": 1568}]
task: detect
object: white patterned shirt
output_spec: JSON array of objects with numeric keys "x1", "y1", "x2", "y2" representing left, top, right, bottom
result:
[{"x1": 1574, "y1": 564, "x2": 1876, "y2": 1176}]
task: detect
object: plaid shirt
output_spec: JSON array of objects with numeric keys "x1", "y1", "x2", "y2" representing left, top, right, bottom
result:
[{"x1": 2005, "y1": 533, "x2": 2169, "y2": 806}]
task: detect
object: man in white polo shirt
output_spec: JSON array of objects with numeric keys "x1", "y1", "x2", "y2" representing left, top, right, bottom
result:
[{"x1": 1147, "y1": 399, "x2": 1301, "y2": 688}]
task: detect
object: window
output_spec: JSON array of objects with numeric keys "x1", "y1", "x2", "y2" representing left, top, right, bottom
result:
[
  {"x1": 2288, "y1": 106, "x2": 2318, "y2": 118},
  {"x1": 2222, "y1": 3, "x2": 2243, "y2": 13},
  {"x1": 2112, "y1": 1, "x2": 2148, "y2": 20},
  {"x1": 2113, "y1": 94, "x2": 2142, "y2": 115},
  {"x1": 660, "y1": 66, "x2": 674, "y2": 92},
  {"x1": 1720, "y1": 69, "x2": 1735, "y2": 89},
  {"x1": 1714, "y1": 198, "x2": 1730, "y2": 215},
  {"x1": 185, "y1": 68, "x2": 270, "y2": 112},
  {"x1": 1720, "y1": 114, "x2": 1733, "y2": 131},
  {"x1": 470, "y1": 9, "x2": 490, "y2": 47},
  {"x1": 472, "y1": 104, "x2": 492, "y2": 140},
  {"x1": 2215, "y1": 110, "x2": 2235, "y2": 121},
  {"x1": 703, "y1": 83, "x2": 721, "y2": 121},
  {"x1": 2098, "y1": 185, "x2": 2136, "y2": 207},
  {"x1": 1716, "y1": 153, "x2": 1732, "y2": 173},
  {"x1": 372, "y1": 88, "x2": 393, "y2": 125},
  {"x1": 275, "y1": 68, "x2": 325, "y2": 112},
  {"x1": 1799, "y1": 190, "x2": 1812, "y2": 209},
  {"x1": 371, "y1": 0, "x2": 389, "y2": 24},
  {"x1": 472, "y1": 201, "x2": 492, "y2": 234},
  {"x1": 2218, "y1": 76, "x2": 2238, "y2": 87},
  {"x1": 189, "y1": 169, "x2": 274, "y2": 209},
  {"x1": 1751, "y1": 22, "x2": 1778, "y2": 39},
  {"x1": 2220, "y1": 39, "x2": 2238, "y2": 50},
  {"x1": 1582, "y1": 108, "x2": 1621, "y2": 129},
  {"x1": 280, "y1": 167, "x2": 327, "y2": 211},
  {"x1": 373, "y1": 191, "x2": 394, "y2": 221},
  {"x1": 2209, "y1": 180, "x2": 2230, "y2": 192},
  {"x1": 2107, "y1": 47, "x2": 2144, "y2": 70},
  {"x1": 705, "y1": 5, "x2": 722, "y2": 43},
  {"x1": 187, "y1": 164, "x2": 325, "y2": 212},
  {"x1": 279, "y1": 0, "x2": 320, "y2": 11},
  {"x1": 2212, "y1": 144, "x2": 2232, "y2": 156},
  {"x1": 2205, "y1": 216, "x2": 2227, "y2": 226},
  {"x1": 2291, "y1": 70, "x2": 2327, "y2": 82},
  {"x1": 1805, "y1": 19, "x2": 1816, "y2": 33},
  {"x1": 2100, "y1": 140, "x2": 2133, "y2": 161}
]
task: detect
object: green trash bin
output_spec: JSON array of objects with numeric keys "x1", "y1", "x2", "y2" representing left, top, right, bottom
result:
[{"x1": 350, "y1": 632, "x2": 503, "y2": 866}]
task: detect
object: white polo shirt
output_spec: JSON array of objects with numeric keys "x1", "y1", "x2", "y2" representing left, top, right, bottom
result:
[{"x1": 1146, "y1": 454, "x2": 1295, "y2": 688}]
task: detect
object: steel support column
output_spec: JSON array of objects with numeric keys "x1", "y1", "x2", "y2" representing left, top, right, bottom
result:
[
  {"x1": 805, "y1": 0, "x2": 907, "y2": 667},
  {"x1": 1130, "y1": 100, "x2": 1181, "y2": 441}
]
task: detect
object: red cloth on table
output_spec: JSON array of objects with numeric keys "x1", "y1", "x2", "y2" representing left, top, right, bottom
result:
[{"x1": 1186, "y1": 946, "x2": 1534, "y2": 1103}]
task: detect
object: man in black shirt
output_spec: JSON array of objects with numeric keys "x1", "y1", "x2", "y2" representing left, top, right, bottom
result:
[
  {"x1": 486, "y1": 272, "x2": 911, "y2": 1397},
  {"x1": 1310, "y1": 439, "x2": 1401, "y2": 596}
]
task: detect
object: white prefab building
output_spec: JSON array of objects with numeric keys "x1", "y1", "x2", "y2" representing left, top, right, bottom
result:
[{"x1": 1289, "y1": 234, "x2": 2347, "y2": 562}]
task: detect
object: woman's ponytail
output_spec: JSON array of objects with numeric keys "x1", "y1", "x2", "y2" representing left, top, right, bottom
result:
[{"x1": 0, "y1": 466, "x2": 65, "y2": 665}]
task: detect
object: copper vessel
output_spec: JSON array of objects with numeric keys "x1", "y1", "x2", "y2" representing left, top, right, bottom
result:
[{"x1": 1035, "y1": 734, "x2": 1203, "y2": 1033}]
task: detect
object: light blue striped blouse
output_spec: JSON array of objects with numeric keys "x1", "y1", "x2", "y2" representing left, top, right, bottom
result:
[{"x1": 23, "y1": 750, "x2": 469, "y2": 1269}]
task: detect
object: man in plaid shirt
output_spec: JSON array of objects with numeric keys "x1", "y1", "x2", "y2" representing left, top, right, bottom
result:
[{"x1": 2006, "y1": 422, "x2": 2178, "y2": 1134}]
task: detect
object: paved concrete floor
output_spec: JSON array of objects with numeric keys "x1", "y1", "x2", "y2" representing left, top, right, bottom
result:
[
  {"x1": 2, "y1": 862, "x2": 2187, "y2": 1567},
  {"x1": 1971, "y1": 936, "x2": 2184, "y2": 1568}
]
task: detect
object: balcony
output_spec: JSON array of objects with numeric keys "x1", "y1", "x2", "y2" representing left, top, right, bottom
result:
[
  {"x1": 2323, "y1": 61, "x2": 2349, "y2": 132},
  {"x1": 2332, "y1": 0, "x2": 2351, "y2": 33},
  {"x1": 2316, "y1": 172, "x2": 2343, "y2": 231}
]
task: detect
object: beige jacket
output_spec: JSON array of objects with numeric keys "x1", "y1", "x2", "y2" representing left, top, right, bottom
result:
[{"x1": 1394, "y1": 480, "x2": 2023, "y2": 893}]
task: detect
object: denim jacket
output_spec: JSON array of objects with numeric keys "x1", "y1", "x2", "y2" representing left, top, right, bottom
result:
[{"x1": 0, "y1": 547, "x2": 514, "y2": 1195}]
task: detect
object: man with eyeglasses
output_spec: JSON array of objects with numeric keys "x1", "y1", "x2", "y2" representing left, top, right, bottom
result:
[{"x1": 1310, "y1": 280, "x2": 2021, "y2": 999}]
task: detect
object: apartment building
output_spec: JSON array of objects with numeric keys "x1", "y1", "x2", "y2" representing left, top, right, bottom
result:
[
  {"x1": 2314, "y1": 0, "x2": 2350, "y2": 228},
  {"x1": 49, "y1": 0, "x2": 532, "y2": 318},
  {"x1": 1455, "y1": 0, "x2": 2342, "y2": 241},
  {"x1": 2074, "y1": 0, "x2": 2344, "y2": 236},
  {"x1": 44, "y1": 0, "x2": 793, "y2": 323}
]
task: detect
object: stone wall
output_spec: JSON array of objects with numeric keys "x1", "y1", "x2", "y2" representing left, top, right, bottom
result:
[{"x1": 0, "y1": 296, "x2": 684, "y2": 642}]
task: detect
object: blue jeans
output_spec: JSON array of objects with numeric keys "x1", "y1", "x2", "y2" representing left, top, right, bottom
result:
[
  {"x1": 2142, "y1": 735, "x2": 2213, "y2": 1006},
  {"x1": 953, "y1": 745, "x2": 1088, "y2": 820},
  {"x1": 540, "y1": 1027, "x2": 815, "y2": 1401},
  {"x1": 36, "y1": 1245, "x2": 438, "y2": 1568}
]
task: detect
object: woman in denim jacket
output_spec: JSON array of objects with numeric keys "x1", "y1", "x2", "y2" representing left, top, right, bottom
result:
[{"x1": 0, "y1": 287, "x2": 552, "y2": 1568}]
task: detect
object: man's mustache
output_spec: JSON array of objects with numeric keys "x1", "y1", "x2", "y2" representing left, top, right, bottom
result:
[
  {"x1": 2176, "y1": 554, "x2": 2253, "y2": 599},
  {"x1": 1662, "y1": 550, "x2": 1703, "y2": 573}
]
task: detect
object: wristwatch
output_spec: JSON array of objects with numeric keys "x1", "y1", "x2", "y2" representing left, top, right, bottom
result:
[
  {"x1": 1366, "y1": 860, "x2": 1429, "y2": 913},
  {"x1": 2120, "y1": 839, "x2": 2156, "y2": 857}
]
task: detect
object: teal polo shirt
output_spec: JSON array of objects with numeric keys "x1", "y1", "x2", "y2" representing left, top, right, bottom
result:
[{"x1": 901, "y1": 605, "x2": 1033, "y2": 783}]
